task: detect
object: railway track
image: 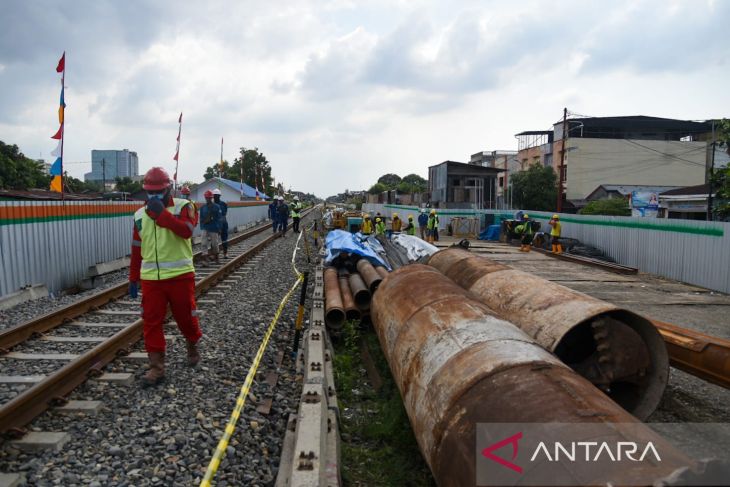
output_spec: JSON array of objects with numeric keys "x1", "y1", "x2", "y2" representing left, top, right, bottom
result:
[{"x1": 0, "y1": 212, "x2": 311, "y2": 438}]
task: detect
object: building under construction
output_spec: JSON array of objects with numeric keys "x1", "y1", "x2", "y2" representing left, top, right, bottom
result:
[{"x1": 428, "y1": 160, "x2": 503, "y2": 209}]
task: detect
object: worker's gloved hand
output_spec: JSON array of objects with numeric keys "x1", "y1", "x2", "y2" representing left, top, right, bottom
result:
[
  {"x1": 128, "y1": 281, "x2": 139, "y2": 298},
  {"x1": 146, "y1": 197, "x2": 165, "y2": 219}
]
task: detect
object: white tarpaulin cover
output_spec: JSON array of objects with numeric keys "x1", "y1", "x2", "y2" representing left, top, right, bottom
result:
[{"x1": 391, "y1": 234, "x2": 438, "y2": 261}]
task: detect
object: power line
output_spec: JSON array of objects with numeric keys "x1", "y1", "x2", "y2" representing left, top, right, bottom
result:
[{"x1": 622, "y1": 139, "x2": 706, "y2": 167}]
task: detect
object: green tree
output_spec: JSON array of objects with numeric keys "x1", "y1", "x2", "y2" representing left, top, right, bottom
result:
[
  {"x1": 712, "y1": 167, "x2": 730, "y2": 220},
  {"x1": 368, "y1": 182, "x2": 387, "y2": 194},
  {"x1": 398, "y1": 173, "x2": 427, "y2": 193},
  {"x1": 579, "y1": 198, "x2": 631, "y2": 216},
  {"x1": 64, "y1": 173, "x2": 102, "y2": 193},
  {"x1": 711, "y1": 119, "x2": 730, "y2": 220},
  {"x1": 0, "y1": 141, "x2": 52, "y2": 190},
  {"x1": 203, "y1": 147, "x2": 273, "y2": 195},
  {"x1": 509, "y1": 164, "x2": 557, "y2": 211},
  {"x1": 115, "y1": 176, "x2": 142, "y2": 194},
  {"x1": 377, "y1": 173, "x2": 401, "y2": 189}
]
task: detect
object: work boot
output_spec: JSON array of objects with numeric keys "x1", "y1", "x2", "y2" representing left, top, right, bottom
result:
[
  {"x1": 556, "y1": 244, "x2": 563, "y2": 254},
  {"x1": 525, "y1": 245, "x2": 531, "y2": 252},
  {"x1": 223, "y1": 249, "x2": 228, "y2": 258},
  {"x1": 186, "y1": 340, "x2": 201, "y2": 367},
  {"x1": 551, "y1": 244, "x2": 557, "y2": 253},
  {"x1": 141, "y1": 352, "x2": 165, "y2": 387}
]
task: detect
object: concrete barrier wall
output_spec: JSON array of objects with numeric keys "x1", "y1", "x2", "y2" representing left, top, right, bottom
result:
[
  {"x1": 0, "y1": 200, "x2": 269, "y2": 297},
  {"x1": 363, "y1": 203, "x2": 730, "y2": 294}
]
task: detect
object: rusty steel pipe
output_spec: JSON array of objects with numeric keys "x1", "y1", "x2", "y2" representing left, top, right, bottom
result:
[
  {"x1": 372, "y1": 265, "x2": 696, "y2": 487},
  {"x1": 356, "y1": 259, "x2": 382, "y2": 293},
  {"x1": 428, "y1": 248, "x2": 669, "y2": 420},
  {"x1": 323, "y1": 267, "x2": 345, "y2": 330},
  {"x1": 347, "y1": 272, "x2": 371, "y2": 309},
  {"x1": 653, "y1": 319, "x2": 730, "y2": 389},
  {"x1": 338, "y1": 275, "x2": 361, "y2": 322},
  {"x1": 374, "y1": 266, "x2": 389, "y2": 279}
]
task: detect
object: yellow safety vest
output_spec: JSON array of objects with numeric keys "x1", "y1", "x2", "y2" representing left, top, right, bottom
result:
[
  {"x1": 362, "y1": 219, "x2": 373, "y2": 234},
  {"x1": 375, "y1": 221, "x2": 386, "y2": 235},
  {"x1": 392, "y1": 218, "x2": 402, "y2": 232},
  {"x1": 290, "y1": 202, "x2": 302, "y2": 218},
  {"x1": 427, "y1": 215, "x2": 438, "y2": 229},
  {"x1": 406, "y1": 221, "x2": 415, "y2": 235},
  {"x1": 134, "y1": 198, "x2": 195, "y2": 281},
  {"x1": 550, "y1": 221, "x2": 561, "y2": 237}
]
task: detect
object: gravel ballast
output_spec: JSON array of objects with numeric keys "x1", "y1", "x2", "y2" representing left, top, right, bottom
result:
[{"x1": 0, "y1": 223, "x2": 312, "y2": 486}]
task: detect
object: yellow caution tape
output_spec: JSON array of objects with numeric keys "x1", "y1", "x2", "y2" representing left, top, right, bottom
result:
[{"x1": 200, "y1": 273, "x2": 303, "y2": 487}]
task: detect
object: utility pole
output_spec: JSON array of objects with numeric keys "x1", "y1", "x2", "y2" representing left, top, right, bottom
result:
[
  {"x1": 707, "y1": 120, "x2": 716, "y2": 221},
  {"x1": 102, "y1": 157, "x2": 106, "y2": 191},
  {"x1": 556, "y1": 107, "x2": 568, "y2": 212}
]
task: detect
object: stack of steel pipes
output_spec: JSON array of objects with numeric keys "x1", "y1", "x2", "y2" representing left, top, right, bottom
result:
[
  {"x1": 371, "y1": 264, "x2": 722, "y2": 486},
  {"x1": 323, "y1": 259, "x2": 389, "y2": 330},
  {"x1": 427, "y1": 247, "x2": 668, "y2": 421}
]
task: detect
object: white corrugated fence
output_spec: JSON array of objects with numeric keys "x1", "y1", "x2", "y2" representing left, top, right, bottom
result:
[
  {"x1": 363, "y1": 203, "x2": 730, "y2": 293},
  {"x1": 0, "y1": 200, "x2": 269, "y2": 297}
]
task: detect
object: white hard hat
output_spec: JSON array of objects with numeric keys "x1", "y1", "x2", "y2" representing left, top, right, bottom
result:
[
  {"x1": 278, "y1": 195, "x2": 284, "y2": 200},
  {"x1": 294, "y1": 196, "x2": 299, "y2": 200},
  {"x1": 212, "y1": 188, "x2": 222, "y2": 195}
]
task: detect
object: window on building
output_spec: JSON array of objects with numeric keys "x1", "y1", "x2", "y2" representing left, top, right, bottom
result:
[
  {"x1": 499, "y1": 177, "x2": 504, "y2": 188},
  {"x1": 561, "y1": 165, "x2": 567, "y2": 183}
]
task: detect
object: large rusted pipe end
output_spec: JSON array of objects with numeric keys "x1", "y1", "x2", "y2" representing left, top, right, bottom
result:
[
  {"x1": 557, "y1": 309, "x2": 669, "y2": 421},
  {"x1": 428, "y1": 248, "x2": 669, "y2": 420}
]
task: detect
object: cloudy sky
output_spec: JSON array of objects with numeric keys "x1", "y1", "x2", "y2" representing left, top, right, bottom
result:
[{"x1": 1, "y1": 0, "x2": 728, "y2": 197}]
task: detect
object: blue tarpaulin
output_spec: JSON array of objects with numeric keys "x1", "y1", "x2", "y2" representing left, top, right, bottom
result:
[
  {"x1": 324, "y1": 230, "x2": 391, "y2": 269},
  {"x1": 479, "y1": 224, "x2": 501, "y2": 241}
]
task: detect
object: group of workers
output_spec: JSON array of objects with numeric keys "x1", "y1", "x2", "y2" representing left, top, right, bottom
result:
[
  {"x1": 357, "y1": 206, "x2": 563, "y2": 253},
  {"x1": 514, "y1": 212, "x2": 562, "y2": 253},
  {"x1": 267, "y1": 195, "x2": 303, "y2": 236},
  {"x1": 360, "y1": 208, "x2": 440, "y2": 242}
]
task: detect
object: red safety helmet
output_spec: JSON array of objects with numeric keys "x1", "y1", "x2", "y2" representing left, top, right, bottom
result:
[
  {"x1": 204, "y1": 190, "x2": 213, "y2": 199},
  {"x1": 143, "y1": 167, "x2": 171, "y2": 191},
  {"x1": 180, "y1": 186, "x2": 191, "y2": 195}
]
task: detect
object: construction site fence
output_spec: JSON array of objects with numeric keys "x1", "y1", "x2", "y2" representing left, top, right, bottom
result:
[
  {"x1": 0, "y1": 200, "x2": 270, "y2": 297},
  {"x1": 363, "y1": 203, "x2": 730, "y2": 294}
]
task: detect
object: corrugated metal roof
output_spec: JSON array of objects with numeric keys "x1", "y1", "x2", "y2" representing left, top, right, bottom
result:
[
  {"x1": 660, "y1": 184, "x2": 711, "y2": 196},
  {"x1": 209, "y1": 177, "x2": 270, "y2": 199},
  {"x1": 0, "y1": 189, "x2": 103, "y2": 200},
  {"x1": 586, "y1": 184, "x2": 680, "y2": 199}
]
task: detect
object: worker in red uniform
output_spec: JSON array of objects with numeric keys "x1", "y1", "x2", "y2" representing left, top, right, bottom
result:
[{"x1": 128, "y1": 167, "x2": 202, "y2": 387}]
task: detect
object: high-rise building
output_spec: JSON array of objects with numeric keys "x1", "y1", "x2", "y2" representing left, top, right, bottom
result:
[{"x1": 84, "y1": 149, "x2": 139, "y2": 183}]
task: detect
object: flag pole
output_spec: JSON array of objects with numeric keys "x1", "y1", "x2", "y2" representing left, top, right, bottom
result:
[
  {"x1": 219, "y1": 137, "x2": 224, "y2": 189},
  {"x1": 243, "y1": 149, "x2": 247, "y2": 201},
  {"x1": 173, "y1": 113, "x2": 182, "y2": 195},
  {"x1": 60, "y1": 54, "x2": 65, "y2": 201}
]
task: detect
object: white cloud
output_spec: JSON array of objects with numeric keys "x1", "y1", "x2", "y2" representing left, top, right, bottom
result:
[{"x1": 0, "y1": 0, "x2": 728, "y2": 197}]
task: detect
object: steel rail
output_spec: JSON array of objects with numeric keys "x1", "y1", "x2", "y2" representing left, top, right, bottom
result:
[
  {"x1": 653, "y1": 319, "x2": 730, "y2": 390},
  {"x1": 0, "y1": 209, "x2": 312, "y2": 435},
  {"x1": 0, "y1": 221, "x2": 273, "y2": 351},
  {"x1": 530, "y1": 245, "x2": 639, "y2": 274}
]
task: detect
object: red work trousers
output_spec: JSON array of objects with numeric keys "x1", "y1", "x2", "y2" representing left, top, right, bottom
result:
[{"x1": 141, "y1": 277, "x2": 202, "y2": 353}]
